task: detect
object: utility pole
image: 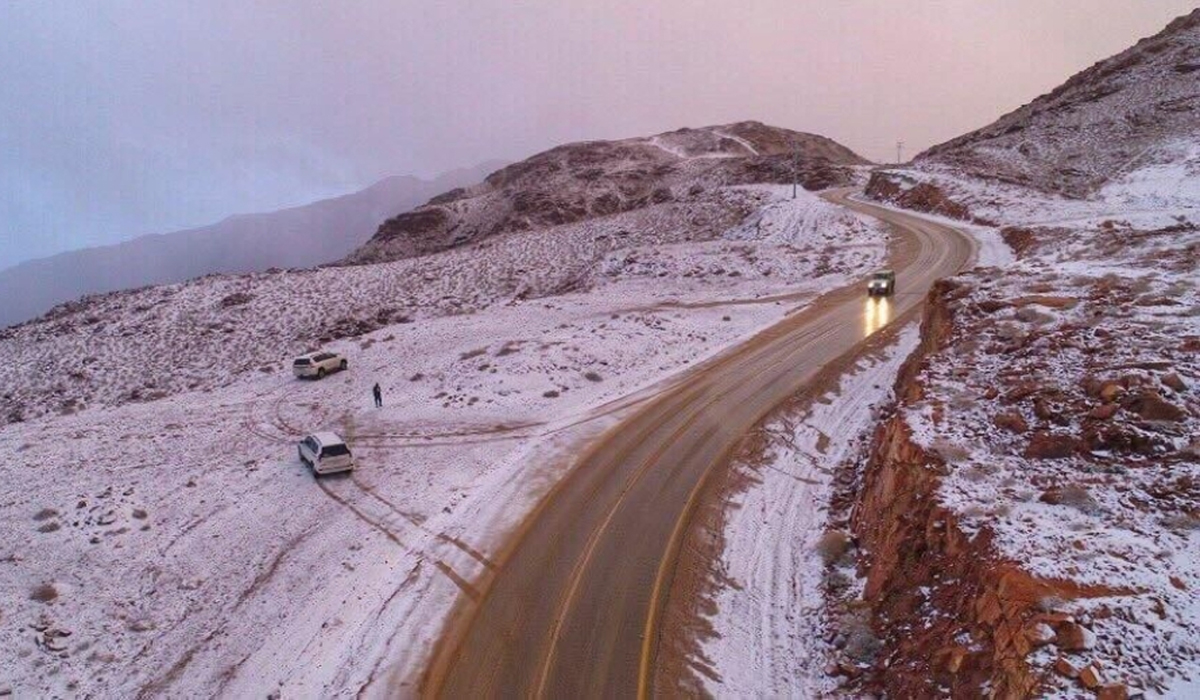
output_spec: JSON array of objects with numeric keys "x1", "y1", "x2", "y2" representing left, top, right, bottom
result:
[
  {"x1": 895, "y1": 140, "x2": 905, "y2": 165},
  {"x1": 792, "y1": 136, "x2": 799, "y2": 199}
]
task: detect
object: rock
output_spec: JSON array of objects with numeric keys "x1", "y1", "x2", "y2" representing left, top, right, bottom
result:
[
  {"x1": 43, "y1": 633, "x2": 69, "y2": 652},
  {"x1": 1004, "y1": 381, "x2": 1040, "y2": 404},
  {"x1": 1054, "y1": 657, "x2": 1079, "y2": 678},
  {"x1": 1056, "y1": 621, "x2": 1097, "y2": 651},
  {"x1": 1088, "y1": 403, "x2": 1120, "y2": 420},
  {"x1": 942, "y1": 645, "x2": 968, "y2": 673},
  {"x1": 1025, "y1": 431, "x2": 1078, "y2": 459},
  {"x1": 1025, "y1": 622, "x2": 1056, "y2": 646},
  {"x1": 1126, "y1": 389, "x2": 1186, "y2": 422},
  {"x1": 993, "y1": 411, "x2": 1029, "y2": 434},
  {"x1": 1034, "y1": 397, "x2": 1069, "y2": 425},
  {"x1": 1097, "y1": 684, "x2": 1129, "y2": 700},
  {"x1": 1079, "y1": 663, "x2": 1104, "y2": 689},
  {"x1": 1162, "y1": 372, "x2": 1188, "y2": 393},
  {"x1": 1099, "y1": 382, "x2": 1124, "y2": 403}
]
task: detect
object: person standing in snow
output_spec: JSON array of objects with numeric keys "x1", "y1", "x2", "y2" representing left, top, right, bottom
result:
[{"x1": 372, "y1": 382, "x2": 383, "y2": 408}]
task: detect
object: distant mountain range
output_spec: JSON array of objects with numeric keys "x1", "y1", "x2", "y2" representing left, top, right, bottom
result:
[{"x1": 0, "y1": 160, "x2": 505, "y2": 327}]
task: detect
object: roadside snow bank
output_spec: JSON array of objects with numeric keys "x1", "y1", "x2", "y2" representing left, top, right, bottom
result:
[{"x1": 699, "y1": 324, "x2": 920, "y2": 696}]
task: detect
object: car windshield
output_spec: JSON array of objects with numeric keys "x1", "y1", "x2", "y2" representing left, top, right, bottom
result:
[
  {"x1": 322, "y1": 444, "x2": 350, "y2": 457},
  {"x1": 872, "y1": 272, "x2": 891, "y2": 280},
  {"x1": 294, "y1": 358, "x2": 312, "y2": 365}
]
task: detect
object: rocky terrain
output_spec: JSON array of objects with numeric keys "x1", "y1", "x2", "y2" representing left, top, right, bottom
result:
[
  {"x1": 843, "y1": 9, "x2": 1200, "y2": 698},
  {"x1": 345, "y1": 121, "x2": 867, "y2": 264},
  {"x1": 917, "y1": 9, "x2": 1200, "y2": 199}
]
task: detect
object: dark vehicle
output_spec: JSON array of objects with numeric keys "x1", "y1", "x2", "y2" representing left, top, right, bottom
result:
[{"x1": 867, "y1": 270, "x2": 896, "y2": 297}]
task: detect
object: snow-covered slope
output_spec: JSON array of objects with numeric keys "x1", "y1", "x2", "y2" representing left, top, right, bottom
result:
[
  {"x1": 0, "y1": 184, "x2": 890, "y2": 697},
  {"x1": 917, "y1": 9, "x2": 1200, "y2": 198},
  {"x1": 853, "y1": 10, "x2": 1200, "y2": 697},
  {"x1": 345, "y1": 121, "x2": 870, "y2": 264},
  {"x1": 0, "y1": 122, "x2": 871, "y2": 428},
  {"x1": 0, "y1": 162, "x2": 502, "y2": 328}
]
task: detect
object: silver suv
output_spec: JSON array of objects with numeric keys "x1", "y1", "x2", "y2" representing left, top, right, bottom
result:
[
  {"x1": 292, "y1": 351, "x2": 348, "y2": 379},
  {"x1": 298, "y1": 432, "x2": 355, "y2": 475}
]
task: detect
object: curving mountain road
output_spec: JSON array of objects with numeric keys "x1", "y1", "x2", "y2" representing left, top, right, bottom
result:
[{"x1": 421, "y1": 189, "x2": 976, "y2": 698}]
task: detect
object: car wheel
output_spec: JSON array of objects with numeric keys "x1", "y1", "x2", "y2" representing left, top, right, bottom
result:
[
  {"x1": 317, "y1": 367, "x2": 326, "y2": 379},
  {"x1": 340, "y1": 360, "x2": 348, "y2": 371}
]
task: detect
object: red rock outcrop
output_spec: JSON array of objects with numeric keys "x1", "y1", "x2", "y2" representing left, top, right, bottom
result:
[
  {"x1": 865, "y1": 171, "x2": 973, "y2": 221},
  {"x1": 850, "y1": 282, "x2": 1132, "y2": 699}
]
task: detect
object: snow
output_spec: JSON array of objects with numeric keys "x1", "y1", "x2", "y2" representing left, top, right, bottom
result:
[
  {"x1": 0, "y1": 183, "x2": 888, "y2": 696},
  {"x1": 881, "y1": 156, "x2": 1200, "y2": 695},
  {"x1": 699, "y1": 324, "x2": 921, "y2": 696}
]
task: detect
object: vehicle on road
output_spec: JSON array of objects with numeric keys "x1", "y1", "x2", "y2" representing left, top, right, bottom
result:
[
  {"x1": 298, "y1": 432, "x2": 355, "y2": 475},
  {"x1": 292, "y1": 351, "x2": 348, "y2": 379},
  {"x1": 867, "y1": 269, "x2": 896, "y2": 297}
]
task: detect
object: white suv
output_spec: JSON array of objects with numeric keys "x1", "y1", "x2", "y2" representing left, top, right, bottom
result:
[
  {"x1": 298, "y1": 432, "x2": 355, "y2": 475},
  {"x1": 293, "y1": 351, "x2": 347, "y2": 379}
]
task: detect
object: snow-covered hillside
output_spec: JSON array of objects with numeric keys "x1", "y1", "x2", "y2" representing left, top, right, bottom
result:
[
  {"x1": 345, "y1": 121, "x2": 869, "y2": 264},
  {"x1": 918, "y1": 9, "x2": 1200, "y2": 198},
  {"x1": 851, "y1": 10, "x2": 1200, "y2": 697},
  {"x1": 0, "y1": 184, "x2": 889, "y2": 697}
]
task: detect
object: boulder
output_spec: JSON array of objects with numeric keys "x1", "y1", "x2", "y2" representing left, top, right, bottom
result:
[
  {"x1": 1126, "y1": 389, "x2": 1186, "y2": 422},
  {"x1": 1162, "y1": 372, "x2": 1188, "y2": 393},
  {"x1": 1056, "y1": 621, "x2": 1097, "y2": 651},
  {"x1": 993, "y1": 411, "x2": 1029, "y2": 434},
  {"x1": 1025, "y1": 431, "x2": 1078, "y2": 459},
  {"x1": 1079, "y1": 663, "x2": 1104, "y2": 689},
  {"x1": 1054, "y1": 657, "x2": 1079, "y2": 678}
]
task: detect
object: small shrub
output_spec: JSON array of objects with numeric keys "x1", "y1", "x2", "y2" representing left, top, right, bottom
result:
[
  {"x1": 815, "y1": 530, "x2": 852, "y2": 567},
  {"x1": 218, "y1": 292, "x2": 253, "y2": 308},
  {"x1": 931, "y1": 438, "x2": 971, "y2": 463},
  {"x1": 1058, "y1": 484, "x2": 1101, "y2": 515},
  {"x1": 29, "y1": 583, "x2": 58, "y2": 603},
  {"x1": 839, "y1": 610, "x2": 882, "y2": 663}
]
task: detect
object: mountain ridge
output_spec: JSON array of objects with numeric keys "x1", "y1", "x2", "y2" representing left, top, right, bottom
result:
[
  {"x1": 916, "y1": 8, "x2": 1200, "y2": 197},
  {"x1": 0, "y1": 161, "x2": 504, "y2": 328}
]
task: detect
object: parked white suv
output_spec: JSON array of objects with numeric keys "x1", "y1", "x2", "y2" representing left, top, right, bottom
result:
[
  {"x1": 298, "y1": 432, "x2": 355, "y2": 475},
  {"x1": 292, "y1": 351, "x2": 347, "y2": 379}
]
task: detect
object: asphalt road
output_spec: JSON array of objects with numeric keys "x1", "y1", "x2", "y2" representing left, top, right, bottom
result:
[{"x1": 422, "y1": 188, "x2": 976, "y2": 698}]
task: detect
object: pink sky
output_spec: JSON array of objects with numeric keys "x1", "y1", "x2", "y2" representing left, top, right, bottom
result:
[{"x1": 1, "y1": 1, "x2": 1195, "y2": 266}]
